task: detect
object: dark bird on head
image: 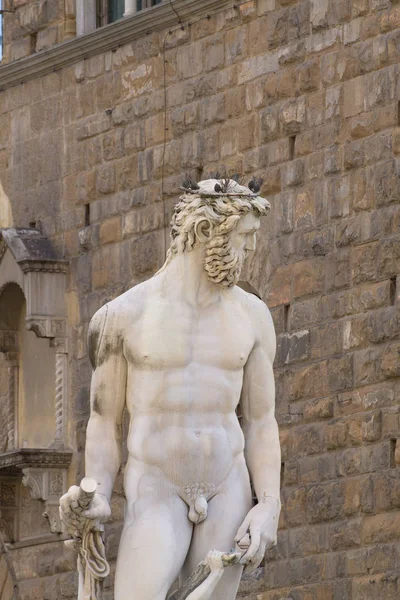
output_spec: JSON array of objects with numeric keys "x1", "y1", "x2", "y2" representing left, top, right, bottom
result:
[
  {"x1": 214, "y1": 183, "x2": 223, "y2": 193},
  {"x1": 248, "y1": 176, "x2": 264, "y2": 194},
  {"x1": 182, "y1": 174, "x2": 200, "y2": 191}
]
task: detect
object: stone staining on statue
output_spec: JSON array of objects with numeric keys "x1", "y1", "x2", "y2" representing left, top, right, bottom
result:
[{"x1": 60, "y1": 177, "x2": 281, "y2": 600}]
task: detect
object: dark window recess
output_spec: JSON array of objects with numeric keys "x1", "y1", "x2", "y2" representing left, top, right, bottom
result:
[
  {"x1": 98, "y1": 0, "x2": 163, "y2": 25},
  {"x1": 97, "y1": 0, "x2": 124, "y2": 26},
  {"x1": 280, "y1": 462, "x2": 285, "y2": 489},
  {"x1": 390, "y1": 439, "x2": 397, "y2": 468},
  {"x1": 284, "y1": 304, "x2": 290, "y2": 332},
  {"x1": 108, "y1": 0, "x2": 124, "y2": 23},
  {"x1": 390, "y1": 276, "x2": 397, "y2": 305},
  {"x1": 85, "y1": 204, "x2": 91, "y2": 227},
  {"x1": 289, "y1": 136, "x2": 296, "y2": 161},
  {"x1": 138, "y1": 0, "x2": 162, "y2": 9}
]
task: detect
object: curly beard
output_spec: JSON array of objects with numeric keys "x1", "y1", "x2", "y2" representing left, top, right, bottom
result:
[{"x1": 203, "y1": 233, "x2": 246, "y2": 288}]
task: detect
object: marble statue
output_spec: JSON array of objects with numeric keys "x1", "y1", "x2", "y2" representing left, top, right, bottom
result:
[{"x1": 60, "y1": 177, "x2": 281, "y2": 600}]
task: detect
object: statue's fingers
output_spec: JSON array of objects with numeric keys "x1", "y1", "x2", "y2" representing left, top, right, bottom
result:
[
  {"x1": 83, "y1": 507, "x2": 99, "y2": 520},
  {"x1": 245, "y1": 542, "x2": 266, "y2": 573},
  {"x1": 240, "y1": 531, "x2": 260, "y2": 564},
  {"x1": 84, "y1": 504, "x2": 110, "y2": 521},
  {"x1": 234, "y1": 517, "x2": 250, "y2": 543}
]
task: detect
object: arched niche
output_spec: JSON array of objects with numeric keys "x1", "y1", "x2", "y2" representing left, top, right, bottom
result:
[
  {"x1": 0, "y1": 229, "x2": 72, "y2": 541},
  {"x1": 0, "y1": 283, "x2": 56, "y2": 449}
]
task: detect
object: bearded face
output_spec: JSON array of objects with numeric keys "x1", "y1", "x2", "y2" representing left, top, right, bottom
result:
[
  {"x1": 203, "y1": 233, "x2": 247, "y2": 288},
  {"x1": 203, "y1": 211, "x2": 261, "y2": 288}
]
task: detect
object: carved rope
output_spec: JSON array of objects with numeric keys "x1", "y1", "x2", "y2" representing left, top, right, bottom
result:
[
  {"x1": 54, "y1": 352, "x2": 66, "y2": 445},
  {"x1": 7, "y1": 365, "x2": 18, "y2": 451}
]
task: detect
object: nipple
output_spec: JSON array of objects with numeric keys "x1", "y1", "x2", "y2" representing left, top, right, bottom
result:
[{"x1": 188, "y1": 496, "x2": 208, "y2": 524}]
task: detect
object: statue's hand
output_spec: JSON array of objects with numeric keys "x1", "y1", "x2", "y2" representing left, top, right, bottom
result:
[
  {"x1": 205, "y1": 550, "x2": 224, "y2": 574},
  {"x1": 234, "y1": 499, "x2": 280, "y2": 573},
  {"x1": 82, "y1": 492, "x2": 111, "y2": 522},
  {"x1": 60, "y1": 485, "x2": 111, "y2": 537}
]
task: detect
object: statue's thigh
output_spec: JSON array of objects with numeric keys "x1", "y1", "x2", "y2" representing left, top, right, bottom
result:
[
  {"x1": 114, "y1": 496, "x2": 192, "y2": 600},
  {"x1": 182, "y1": 467, "x2": 253, "y2": 600}
]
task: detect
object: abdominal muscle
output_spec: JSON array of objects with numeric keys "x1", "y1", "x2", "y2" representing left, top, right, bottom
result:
[
  {"x1": 126, "y1": 412, "x2": 245, "y2": 489},
  {"x1": 125, "y1": 364, "x2": 246, "y2": 486}
]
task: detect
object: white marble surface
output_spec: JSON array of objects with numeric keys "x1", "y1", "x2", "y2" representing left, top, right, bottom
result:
[{"x1": 61, "y1": 179, "x2": 281, "y2": 600}]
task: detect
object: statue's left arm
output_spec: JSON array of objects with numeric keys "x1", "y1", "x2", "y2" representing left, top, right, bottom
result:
[{"x1": 236, "y1": 299, "x2": 281, "y2": 572}]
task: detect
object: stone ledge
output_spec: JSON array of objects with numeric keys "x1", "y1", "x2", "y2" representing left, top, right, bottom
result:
[
  {"x1": 7, "y1": 533, "x2": 69, "y2": 550},
  {"x1": 0, "y1": 448, "x2": 73, "y2": 471},
  {"x1": 0, "y1": 0, "x2": 232, "y2": 91}
]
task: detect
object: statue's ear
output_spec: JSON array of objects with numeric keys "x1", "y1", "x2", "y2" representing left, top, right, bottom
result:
[{"x1": 194, "y1": 218, "x2": 212, "y2": 243}]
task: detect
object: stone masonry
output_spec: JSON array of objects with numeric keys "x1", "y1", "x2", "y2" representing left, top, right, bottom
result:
[
  {"x1": 1, "y1": 0, "x2": 76, "y2": 63},
  {"x1": 0, "y1": 0, "x2": 400, "y2": 598}
]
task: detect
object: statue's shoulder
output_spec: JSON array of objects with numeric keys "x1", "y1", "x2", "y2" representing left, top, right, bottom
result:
[
  {"x1": 233, "y1": 286, "x2": 276, "y2": 355},
  {"x1": 234, "y1": 285, "x2": 273, "y2": 326},
  {"x1": 88, "y1": 281, "x2": 151, "y2": 367}
]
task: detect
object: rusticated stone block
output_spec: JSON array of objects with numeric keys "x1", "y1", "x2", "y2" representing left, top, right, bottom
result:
[
  {"x1": 351, "y1": 242, "x2": 379, "y2": 285},
  {"x1": 329, "y1": 518, "x2": 362, "y2": 551},
  {"x1": 304, "y1": 397, "x2": 334, "y2": 422},
  {"x1": 380, "y1": 342, "x2": 400, "y2": 378},
  {"x1": 362, "y1": 512, "x2": 400, "y2": 545},
  {"x1": 293, "y1": 258, "x2": 325, "y2": 298},
  {"x1": 258, "y1": 0, "x2": 276, "y2": 15},
  {"x1": 277, "y1": 330, "x2": 310, "y2": 365},
  {"x1": 353, "y1": 574, "x2": 400, "y2": 600},
  {"x1": 260, "y1": 106, "x2": 280, "y2": 142},
  {"x1": 282, "y1": 159, "x2": 305, "y2": 188},
  {"x1": 280, "y1": 97, "x2": 306, "y2": 135},
  {"x1": 290, "y1": 297, "x2": 323, "y2": 330},
  {"x1": 130, "y1": 232, "x2": 163, "y2": 278},
  {"x1": 283, "y1": 486, "x2": 307, "y2": 527},
  {"x1": 307, "y1": 481, "x2": 345, "y2": 523},
  {"x1": 326, "y1": 418, "x2": 349, "y2": 449},
  {"x1": 99, "y1": 217, "x2": 122, "y2": 245}
]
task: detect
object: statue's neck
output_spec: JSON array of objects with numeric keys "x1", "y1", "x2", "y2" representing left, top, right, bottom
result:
[{"x1": 160, "y1": 249, "x2": 223, "y2": 307}]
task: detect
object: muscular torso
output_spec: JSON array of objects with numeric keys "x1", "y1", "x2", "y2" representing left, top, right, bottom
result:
[{"x1": 122, "y1": 286, "x2": 256, "y2": 491}]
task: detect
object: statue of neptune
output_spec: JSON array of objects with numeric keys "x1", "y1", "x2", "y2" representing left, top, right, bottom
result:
[{"x1": 60, "y1": 178, "x2": 281, "y2": 600}]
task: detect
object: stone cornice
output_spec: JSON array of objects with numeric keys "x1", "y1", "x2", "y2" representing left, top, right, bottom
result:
[
  {"x1": 0, "y1": 0, "x2": 233, "y2": 91},
  {"x1": 18, "y1": 260, "x2": 68, "y2": 274},
  {"x1": 0, "y1": 448, "x2": 73, "y2": 471}
]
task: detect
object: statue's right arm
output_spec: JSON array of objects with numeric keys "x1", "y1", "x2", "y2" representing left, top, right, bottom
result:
[{"x1": 85, "y1": 303, "x2": 127, "y2": 505}]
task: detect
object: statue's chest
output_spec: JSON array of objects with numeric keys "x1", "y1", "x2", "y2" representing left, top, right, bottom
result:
[{"x1": 124, "y1": 301, "x2": 255, "y2": 371}]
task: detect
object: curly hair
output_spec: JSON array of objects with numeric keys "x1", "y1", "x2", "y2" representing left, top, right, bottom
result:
[{"x1": 163, "y1": 190, "x2": 270, "y2": 267}]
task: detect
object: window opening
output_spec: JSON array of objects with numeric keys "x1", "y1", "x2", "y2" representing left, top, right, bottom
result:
[
  {"x1": 289, "y1": 136, "x2": 296, "y2": 161},
  {"x1": 390, "y1": 276, "x2": 397, "y2": 305},
  {"x1": 108, "y1": 0, "x2": 124, "y2": 23},
  {"x1": 97, "y1": 0, "x2": 163, "y2": 26},
  {"x1": 138, "y1": 0, "x2": 162, "y2": 9},
  {"x1": 85, "y1": 204, "x2": 91, "y2": 227},
  {"x1": 284, "y1": 304, "x2": 290, "y2": 332}
]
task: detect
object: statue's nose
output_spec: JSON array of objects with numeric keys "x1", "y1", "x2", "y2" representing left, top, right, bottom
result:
[{"x1": 244, "y1": 234, "x2": 256, "y2": 251}]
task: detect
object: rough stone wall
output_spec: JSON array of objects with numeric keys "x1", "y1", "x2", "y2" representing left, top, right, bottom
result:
[
  {"x1": 0, "y1": 0, "x2": 400, "y2": 598},
  {"x1": 1, "y1": 0, "x2": 75, "y2": 63}
]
